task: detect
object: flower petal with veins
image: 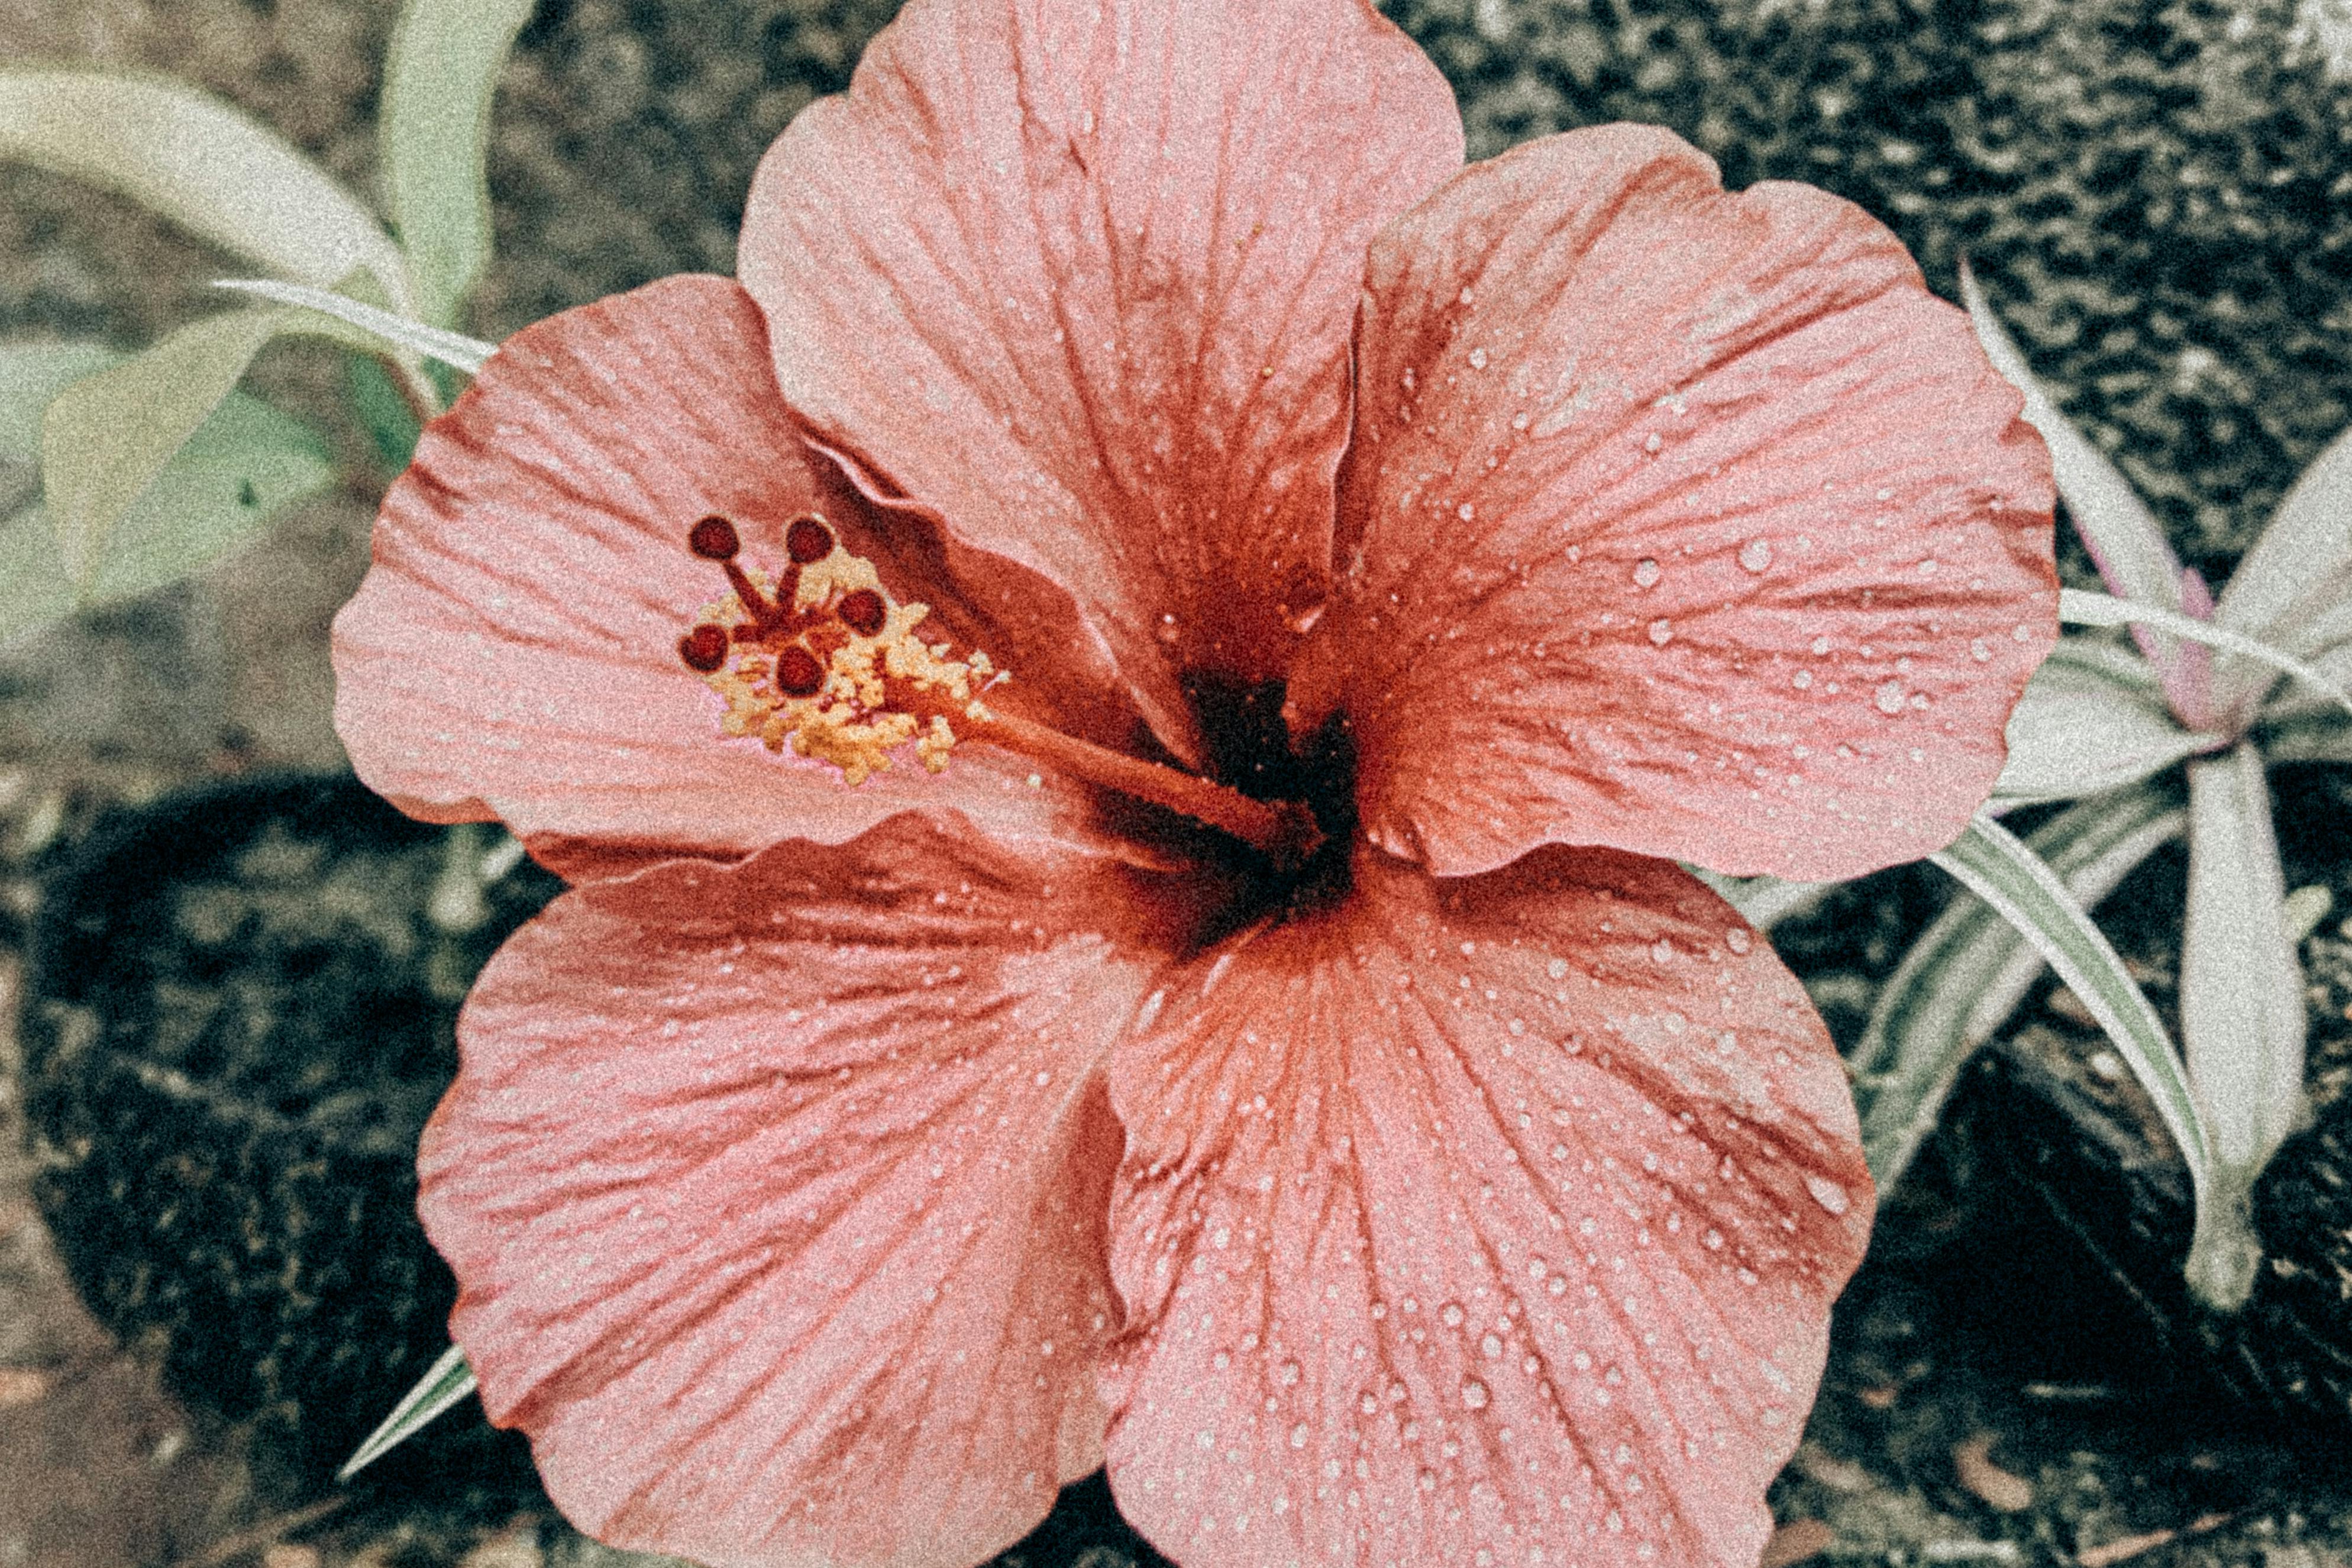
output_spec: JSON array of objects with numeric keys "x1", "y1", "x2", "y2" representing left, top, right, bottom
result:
[
  {"x1": 1101, "y1": 845, "x2": 1869, "y2": 1568},
  {"x1": 421, "y1": 815, "x2": 1177, "y2": 1568},
  {"x1": 1288, "y1": 125, "x2": 2056, "y2": 882},
  {"x1": 741, "y1": 0, "x2": 1463, "y2": 763},
  {"x1": 335, "y1": 274, "x2": 1139, "y2": 878}
]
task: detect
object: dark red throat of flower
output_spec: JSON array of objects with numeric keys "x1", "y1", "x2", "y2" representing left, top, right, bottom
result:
[{"x1": 672, "y1": 513, "x2": 1324, "y2": 867}]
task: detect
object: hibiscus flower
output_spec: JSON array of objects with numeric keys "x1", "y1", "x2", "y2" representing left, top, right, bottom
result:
[{"x1": 332, "y1": 0, "x2": 2055, "y2": 1564}]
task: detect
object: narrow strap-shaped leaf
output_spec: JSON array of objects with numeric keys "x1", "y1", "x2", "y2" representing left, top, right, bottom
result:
[
  {"x1": 1960, "y1": 257, "x2": 2183, "y2": 613},
  {"x1": 0, "y1": 70, "x2": 408, "y2": 310},
  {"x1": 40, "y1": 310, "x2": 286, "y2": 588},
  {"x1": 2222, "y1": 419, "x2": 2352, "y2": 635},
  {"x1": 1930, "y1": 814, "x2": 2211, "y2": 1212},
  {"x1": 212, "y1": 278, "x2": 492, "y2": 374},
  {"x1": 1856, "y1": 786, "x2": 2183, "y2": 1189},
  {"x1": 2256, "y1": 707, "x2": 2352, "y2": 765},
  {"x1": 339, "y1": 1343, "x2": 477, "y2": 1481},
  {"x1": 2060, "y1": 588, "x2": 2352, "y2": 717},
  {"x1": 2182, "y1": 742, "x2": 2307, "y2": 1176},
  {"x1": 1932, "y1": 813, "x2": 2275, "y2": 1310},
  {"x1": 379, "y1": 0, "x2": 536, "y2": 326},
  {"x1": 1685, "y1": 868, "x2": 1837, "y2": 932},
  {"x1": 1993, "y1": 638, "x2": 2218, "y2": 804}
]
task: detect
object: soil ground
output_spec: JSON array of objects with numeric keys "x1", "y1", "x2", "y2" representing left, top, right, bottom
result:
[{"x1": 4, "y1": 1, "x2": 2352, "y2": 1565}]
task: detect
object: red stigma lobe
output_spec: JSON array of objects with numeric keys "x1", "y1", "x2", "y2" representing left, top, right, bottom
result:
[
  {"x1": 688, "y1": 515, "x2": 741, "y2": 560},
  {"x1": 836, "y1": 589, "x2": 887, "y2": 636},
  {"x1": 786, "y1": 516, "x2": 836, "y2": 563},
  {"x1": 774, "y1": 644, "x2": 826, "y2": 696},
  {"x1": 678, "y1": 624, "x2": 731, "y2": 671}
]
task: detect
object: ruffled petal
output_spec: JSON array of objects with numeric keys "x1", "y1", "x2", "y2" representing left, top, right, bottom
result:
[
  {"x1": 421, "y1": 814, "x2": 1180, "y2": 1568},
  {"x1": 739, "y1": 0, "x2": 1462, "y2": 762},
  {"x1": 1101, "y1": 845, "x2": 1869, "y2": 1568},
  {"x1": 334, "y1": 274, "x2": 1142, "y2": 877},
  {"x1": 1288, "y1": 125, "x2": 2056, "y2": 881}
]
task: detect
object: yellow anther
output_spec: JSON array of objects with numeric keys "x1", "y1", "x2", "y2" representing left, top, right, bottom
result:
[{"x1": 692, "y1": 535, "x2": 991, "y2": 785}]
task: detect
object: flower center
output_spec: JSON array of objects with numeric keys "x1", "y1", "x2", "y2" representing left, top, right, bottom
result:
[{"x1": 673, "y1": 515, "x2": 1324, "y2": 865}]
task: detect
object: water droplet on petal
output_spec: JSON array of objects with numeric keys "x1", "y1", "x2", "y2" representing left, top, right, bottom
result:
[
  {"x1": 1461, "y1": 1379, "x2": 1491, "y2": 1410},
  {"x1": 1805, "y1": 1175, "x2": 1853, "y2": 1216},
  {"x1": 1738, "y1": 538, "x2": 1773, "y2": 573},
  {"x1": 1725, "y1": 927, "x2": 1752, "y2": 955},
  {"x1": 1440, "y1": 1302, "x2": 1466, "y2": 1328},
  {"x1": 1648, "y1": 618, "x2": 1673, "y2": 646},
  {"x1": 1290, "y1": 1422, "x2": 1310, "y2": 1449},
  {"x1": 1632, "y1": 558, "x2": 1662, "y2": 589},
  {"x1": 1875, "y1": 680, "x2": 1907, "y2": 715}
]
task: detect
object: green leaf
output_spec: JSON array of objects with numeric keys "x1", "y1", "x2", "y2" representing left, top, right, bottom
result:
[
  {"x1": 2211, "y1": 420, "x2": 2352, "y2": 721},
  {"x1": 2, "y1": 339, "x2": 331, "y2": 642},
  {"x1": 214, "y1": 278, "x2": 493, "y2": 374},
  {"x1": 2182, "y1": 742, "x2": 2306, "y2": 1179},
  {"x1": 2060, "y1": 588, "x2": 2352, "y2": 718},
  {"x1": 345, "y1": 353, "x2": 424, "y2": 470},
  {"x1": 1855, "y1": 786, "x2": 2183, "y2": 1191},
  {"x1": 0, "y1": 69, "x2": 408, "y2": 309},
  {"x1": 40, "y1": 311, "x2": 286, "y2": 587},
  {"x1": 0, "y1": 343, "x2": 118, "y2": 460},
  {"x1": 1993, "y1": 638, "x2": 2218, "y2": 804},
  {"x1": 85, "y1": 388, "x2": 334, "y2": 606},
  {"x1": 1931, "y1": 813, "x2": 2270, "y2": 1311},
  {"x1": 0, "y1": 503, "x2": 75, "y2": 644},
  {"x1": 379, "y1": 0, "x2": 535, "y2": 326},
  {"x1": 2258, "y1": 705, "x2": 2352, "y2": 765},
  {"x1": 1959, "y1": 258, "x2": 2183, "y2": 616},
  {"x1": 339, "y1": 1343, "x2": 477, "y2": 1482}
]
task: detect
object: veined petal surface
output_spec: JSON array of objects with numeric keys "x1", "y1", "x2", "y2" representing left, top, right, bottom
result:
[
  {"x1": 741, "y1": 0, "x2": 1463, "y2": 762},
  {"x1": 1288, "y1": 125, "x2": 2056, "y2": 881},
  {"x1": 334, "y1": 275, "x2": 1138, "y2": 877},
  {"x1": 421, "y1": 815, "x2": 1173, "y2": 1567},
  {"x1": 1101, "y1": 845, "x2": 1871, "y2": 1568}
]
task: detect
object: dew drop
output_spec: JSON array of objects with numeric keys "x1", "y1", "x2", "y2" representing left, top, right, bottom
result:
[
  {"x1": 1647, "y1": 618, "x2": 1673, "y2": 646},
  {"x1": 1278, "y1": 1359, "x2": 1301, "y2": 1386},
  {"x1": 1725, "y1": 927, "x2": 1752, "y2": 955},
  {"x1": 1805, "y1": 1175, "x2": 1852, "y2": 1216},
  {"x1": 1469, "y1": 347, "x2": 1489, "y2": 370},
  {"x1": 1971, "y1": 638, "x2": 1992, "y2": 662},
  {"x1": 1810, "y1": 635, "x2": 1832, "y2": 656},
  {"x1": 1875, "y1": 679, "x2": 1907, "y2": 715},
  {"x1": 1291, "y1": 1422, "x2": 1310, "y2": 1449},
  {"x1": 1440, "y1": 1302, "x2": 1466, "y2": 1328},
  {"x1": 1361, "y1": 1391, "x2": 1380, "y2": 1415},
  {"x1": 1737, "y1": 538, "x2": 1773, "y2": 573},
  {"x1": 1461, "y1": 1379, "x2": 1491, "y2": 1410},
  {"x1": 1643, "y1": 432, "x2": 1663, "y2": 453},
  {"x1": 1631, "y1": 558, "x2": 1662, "y2": 589},
  {"x1": 1650, "y1": 938, "x2": 1674, "y2": 965}
]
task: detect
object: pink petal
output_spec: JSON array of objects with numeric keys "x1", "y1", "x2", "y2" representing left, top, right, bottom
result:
[
  {"x1": 1101, "y1": 845, "x2": 1870, "y2": 1568},
  {"x1": 422, "y1": 813, "x2": 1178, "y2": 1567},
  {"x1": 1288, "y1": 125, "x2": 2056, "y2": 881},
  {"x1": 334, "y1": 274, "x2": 1142, "y2": 877},
  {"x1": 738, "y1": 0, "x2": 1462, "y2": 763}
]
